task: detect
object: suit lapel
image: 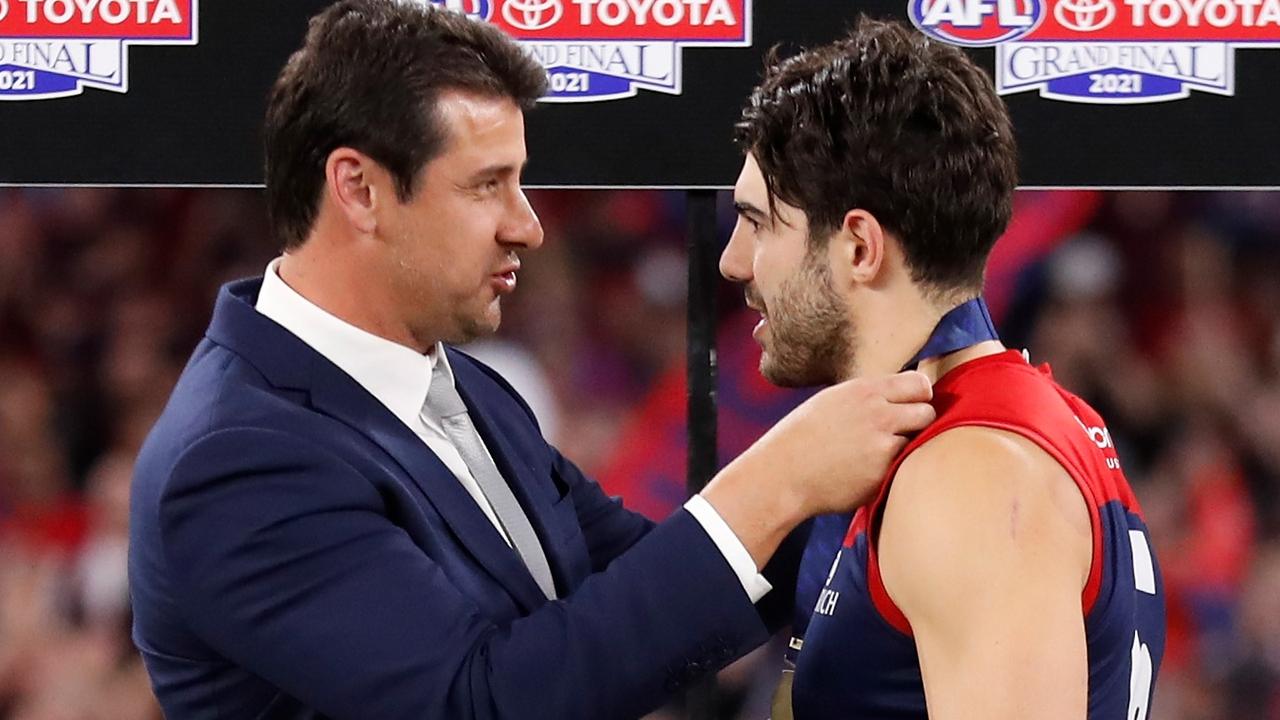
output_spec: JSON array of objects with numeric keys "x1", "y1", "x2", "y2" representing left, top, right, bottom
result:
[
  {"x1": 451, "y1": 360, "x2": 573, "y2": 596},
  {"x1": 306, "y1": 361, "x2": 549, "y2": 612},
  {"x1": 207, "y1": 279, "x2": 547, "y2": 612}
]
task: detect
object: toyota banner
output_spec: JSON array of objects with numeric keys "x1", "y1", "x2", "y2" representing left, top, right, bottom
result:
[{"x1": 0, "y1": 0, "x2": 1276, "y2": 187}]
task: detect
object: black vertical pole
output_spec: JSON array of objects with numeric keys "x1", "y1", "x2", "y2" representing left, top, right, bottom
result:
[{"x1": 685, "y1": 189, "x2": 720, "y2": 720}]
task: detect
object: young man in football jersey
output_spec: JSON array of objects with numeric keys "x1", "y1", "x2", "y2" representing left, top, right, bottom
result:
[{"x1": 721, "y1": 18, "x2": 1166, "y2": 720}]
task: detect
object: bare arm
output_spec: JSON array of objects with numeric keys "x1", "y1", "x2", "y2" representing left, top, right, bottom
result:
[{"x1": 878, "y1": 427, "x2": 1094, "y2": 720}]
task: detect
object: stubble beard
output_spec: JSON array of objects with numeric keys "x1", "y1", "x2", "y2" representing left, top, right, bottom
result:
[
  {"x1": 388, "y1": 237, "x2": 503, "y2": 348},
  {"x1": 758, "y1": 250, "x2": 856, "y2": 388}
]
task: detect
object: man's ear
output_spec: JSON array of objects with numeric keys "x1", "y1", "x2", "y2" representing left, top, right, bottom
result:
[
  {"x1": 834, "y1": 208, "x2": 888, "y2": 286},
  {"x1": 323, "y1": 148, "x2": 385, "y2": 236}
]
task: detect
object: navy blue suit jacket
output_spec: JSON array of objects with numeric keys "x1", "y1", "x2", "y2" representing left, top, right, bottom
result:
[{"x1": 130, "y1": 279, "x2": 799, "y2": 719}]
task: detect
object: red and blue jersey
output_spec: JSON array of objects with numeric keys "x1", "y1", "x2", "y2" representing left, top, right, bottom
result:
[{"x1": 790, "y1": 350, "x2": 1166, "y2": 719}]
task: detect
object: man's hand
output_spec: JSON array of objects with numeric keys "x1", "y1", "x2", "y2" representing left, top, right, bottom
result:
[{"x1": 701, "y1": 371, "x2": 935, "y2": 569}]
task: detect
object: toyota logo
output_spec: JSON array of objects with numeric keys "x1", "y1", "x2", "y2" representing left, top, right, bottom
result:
[
  {"x1": 1053, "y1": 0, "x2": 1116, "y2": 32},
  {"x1": 502, "y1": 0, "x2": 563, "y2": 31}
]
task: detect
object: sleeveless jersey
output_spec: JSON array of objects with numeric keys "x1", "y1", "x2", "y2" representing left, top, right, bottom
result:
[{"x1": 791, "y1": 350, "x2": 1166, "y2": 719}]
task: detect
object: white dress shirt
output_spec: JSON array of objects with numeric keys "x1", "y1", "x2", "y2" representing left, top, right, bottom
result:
[{"x1": 254, "y1": 259, "x2": 771, "y2": 603}]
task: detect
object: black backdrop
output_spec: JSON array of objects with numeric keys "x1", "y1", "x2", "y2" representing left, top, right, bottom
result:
[{"x1": 1, "y1": 0, "x2": 1277, "y2": 188}]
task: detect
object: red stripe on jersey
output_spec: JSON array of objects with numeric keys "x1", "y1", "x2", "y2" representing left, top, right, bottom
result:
[
  {"x1": 867, "y1": 532, "x2": 915, "y2": 636},
  {"x1": 850, "y1": 350, "x2": 1137, "y2": 630}
]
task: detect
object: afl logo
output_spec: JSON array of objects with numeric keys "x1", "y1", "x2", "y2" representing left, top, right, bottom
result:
[
  {"x1": 909, "y1": 0, "x2": 1044, "y2": 47},
  {"x1": 429, "y1": 0, "x2": 494, "y2": 21}
]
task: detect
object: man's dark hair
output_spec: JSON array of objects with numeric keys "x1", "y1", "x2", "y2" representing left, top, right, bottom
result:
[
  {"x1": 264, "y1": 0, "x2": 548, "y2": 250},
  {"x1": 735, "y1": 17, "x2": 1018, "y2": 296}
]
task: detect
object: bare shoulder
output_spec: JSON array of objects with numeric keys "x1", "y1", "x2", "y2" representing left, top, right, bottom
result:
[
  {"x1": 885, "y1": 426, "x2": 1092, "y2": 545},
  {"x1": 878, "y1": 426, "x2": 1093, "y2": 615}
]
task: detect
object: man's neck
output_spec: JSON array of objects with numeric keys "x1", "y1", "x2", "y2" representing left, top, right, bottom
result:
[
  {"x1": 277, "y1": 249, "x2": 434, "y2": 354},
  {"x1": 844, "y1": 292, "x2": 1004, "y2": 384},
  {"x1": 915, "y1": 340, "x2": 1006, "y2": 385}
]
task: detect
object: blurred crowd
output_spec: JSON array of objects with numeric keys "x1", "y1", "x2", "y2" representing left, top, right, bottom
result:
[
  {"x1": 0, "y1": 187, "x2": 1277, "y2": 719},
  {"x1": 1004, "y1": 192, "x2": 1280, "y2": 720}
]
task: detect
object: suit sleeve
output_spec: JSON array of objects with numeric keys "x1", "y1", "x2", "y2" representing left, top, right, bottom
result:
[
  {"x1": 160, "y1": 427, "x2": 769, "y2": 720},
  {"x1": 757, "y1": 518, "x2": 810, "y2": 633},
  {"x1": 550, "y1": 445, "x2": 806, "y2": 631},
  {"x1": 550, "y1": 447, "x2": 653, "y2": 573}
]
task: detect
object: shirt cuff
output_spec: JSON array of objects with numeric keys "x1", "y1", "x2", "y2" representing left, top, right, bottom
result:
[{"x1": 683, "y1": 494, "x2": 773, "y2": 604}]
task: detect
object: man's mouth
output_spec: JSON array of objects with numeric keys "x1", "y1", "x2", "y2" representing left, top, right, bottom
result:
[
  {"x1": 751, "y1": 309, "x2": 768, "y2": 340},
  {"x1": 745, "y1": 293, "x2": 768, "y2": 340},
  {"x1": 491, "y1": 260, "x2": 520, "y2": 293}
]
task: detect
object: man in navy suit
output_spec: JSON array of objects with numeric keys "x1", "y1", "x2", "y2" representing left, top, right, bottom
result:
[{"x1": 128, "y1": 2, "x2": 936, "y2": 718}]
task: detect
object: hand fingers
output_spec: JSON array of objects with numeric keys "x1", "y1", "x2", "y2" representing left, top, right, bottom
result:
[
  {"x1": 883, "y1": 432, "x2": 910, "y2": 459},
  {"x1": 882, "y1": 401, "x2": 936, "y2": 435},
  {"x1": 876, "y1": 370, "x2": 934, "y2": 404}
]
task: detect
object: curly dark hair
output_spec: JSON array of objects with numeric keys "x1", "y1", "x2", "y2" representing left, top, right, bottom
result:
[
  {"x1": 735, "y1": 17, "x2": 1018, "y2": 296},
  {"x1": 264, "y1": 0, "x2": 548, "y2": 250}
]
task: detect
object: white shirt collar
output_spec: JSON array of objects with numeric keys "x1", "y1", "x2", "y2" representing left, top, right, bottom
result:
[{"x1": 255, "y1": 258, "x2": 455, "y2": 426}]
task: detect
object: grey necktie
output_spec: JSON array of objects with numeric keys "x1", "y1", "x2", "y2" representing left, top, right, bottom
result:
[{"x1": 424, "y1": 366, "x2": 558, "y2": 600}]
